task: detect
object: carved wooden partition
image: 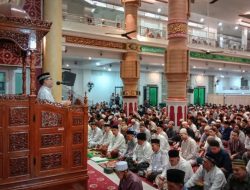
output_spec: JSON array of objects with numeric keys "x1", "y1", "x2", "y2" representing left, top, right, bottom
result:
[{"x1": 0, "y1": 95, "x2": 88, "y2": 190}]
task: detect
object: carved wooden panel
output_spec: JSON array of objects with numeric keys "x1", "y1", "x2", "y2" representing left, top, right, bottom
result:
[
  {"x1": 73, "y1": 133, "x2": 82, "y2": 144},
  {"x1": 41, "y1": 111, "x2": 62, "y2": 128},
  {"x1": 0, "y1": 133, "x2": 2, "y2": 153},
  {"x1": 0, "y1": 107, "x2": 2, "y2": 128},
  {"x1": 41, "y1": 134, "x2": 63, "y2": 148},
  {"x1": 41, "y1": 153, "x2": 63, "y2": 170},
  {"x1": 72, "y1": 116, "x2": 83, "y2": 126},
  {"x1": 0, "y1": 158, "x2": 2, "y2": 178},
  {"x1": 9, "y1": 157, "x2": 29, "y2": 177},
  {"x1": 72, "y1": 151, "x2": 82, "y2": 167},
  {"x1": 9, "y1": 133, "x2": 28, "y2": 152},
  {"x1": 9, "y1": 107, "x2": 29, "y2": 126}
]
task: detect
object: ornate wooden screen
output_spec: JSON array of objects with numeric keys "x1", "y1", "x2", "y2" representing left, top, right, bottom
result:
[{"x1": 0, "y1": 96, "x2": 88, "y2": 190}]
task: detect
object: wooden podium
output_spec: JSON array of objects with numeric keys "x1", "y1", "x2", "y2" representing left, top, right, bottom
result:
[{"x1": 0, "y1": 11, "x2": 88, "y2": 190}]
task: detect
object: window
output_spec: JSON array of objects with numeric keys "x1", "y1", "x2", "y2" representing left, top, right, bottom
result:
[{"x1": 0, "y1": 72, "x2": 6, "y2": 94}]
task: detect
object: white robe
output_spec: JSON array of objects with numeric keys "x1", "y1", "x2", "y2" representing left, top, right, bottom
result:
[
  {"x1": 108, "y1": 133, "x2": 127, "y2": 154},
  {"x1": 185, "y1": 165, "x2": 226, "y2": 190},
  {"x1": 89, "y1": 127, "x2": 103, "y2": 147},
  {"x1": 98, "y1": 130, "x2": 113, "y2": 146},
  {"x1": 160, "y1": 157, "x2": 193, "y2": 183},
  {"x1": 133, "y1": 141, "x2": 153, "y2": 163},
  {"x1": 37, "y1": 86, "x2": 55, "y2": 102}
]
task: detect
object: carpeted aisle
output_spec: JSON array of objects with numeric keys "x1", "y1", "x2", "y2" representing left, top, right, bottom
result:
[{"x1": 88, "y1": 164, "x2": 118, "y2": 190}]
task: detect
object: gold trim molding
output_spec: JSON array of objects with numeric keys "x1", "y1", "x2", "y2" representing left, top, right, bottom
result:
[{"x1": 63, "y1": 35, "x2": 126, "y2": 50}]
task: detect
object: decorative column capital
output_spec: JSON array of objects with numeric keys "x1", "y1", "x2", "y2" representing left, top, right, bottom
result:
[
  {"x1": 126, "y1": 42, "x2": 140, "y2": 52},
  {"x1": 168, "y1": 19, "x2": 188, "y2": 39},
  {"x1": 121, "y1": 0, "x2": 141, "y2": 7}
]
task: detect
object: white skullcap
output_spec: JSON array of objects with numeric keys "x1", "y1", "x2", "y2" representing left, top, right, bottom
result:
[
  {"x1": 115, "y1": 161, "x2": 128, "y2": 171},
  {"x1": 102, "y1": 114, "x2": 106, "y2": 119},
  {"x1": 216, "y1": 119, "x2": 221, "y2": 123},
  {"x1": 118, "y1": 118, "x2": 122, "y2": 121},
  {"x1": 108, "y1": 115, "x2": 113, "y2": 120},
  {"x1": 179, "y1": 128, "x2": 187, "y2": 134},
  {"x1": 204, "y1": 125, "x2": 211, "y2": 131},
  {"x1": 211, "y1": 121, "x2": 216, "y2": 125},
  {"x1": 131, "y1": 119, "x2": 135, "y2": 123}
]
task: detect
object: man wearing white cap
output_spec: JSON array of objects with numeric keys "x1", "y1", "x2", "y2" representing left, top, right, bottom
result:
[
  {"x1": 115, "y1": 161, "x2": 143, "y2": 190},
  {"x1": 179, "y1": 128, "x2": 198, "y2": 165},
  {"x1": 130, "y1": 119, "x2": 140, "y2": 133}
]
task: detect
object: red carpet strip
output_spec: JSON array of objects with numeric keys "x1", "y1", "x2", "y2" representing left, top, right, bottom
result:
[{"x1": 87, "y1": 164, "x2": 118, "y2": 190}]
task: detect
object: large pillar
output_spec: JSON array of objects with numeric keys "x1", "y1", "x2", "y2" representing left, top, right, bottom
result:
[
  {"x1": 166, "y1": 0, "x2": 189, "y2": 126},
  {"x1": 121, "y1": 0, "x2": 140, "y2": 115},
  {"x1": 43, "y1": 0, "x2": 62, "y2": 102}
]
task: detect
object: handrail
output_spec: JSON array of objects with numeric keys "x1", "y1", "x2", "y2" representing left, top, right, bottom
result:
[{"x1": 62, "y1": 12, "x2": 249, "y2": 53}]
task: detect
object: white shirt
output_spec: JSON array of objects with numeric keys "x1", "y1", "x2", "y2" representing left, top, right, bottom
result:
[
  {"x1": 99, "y1": 130, "x2": 113, "y2": 146},
  {"x1": 152, "y1": 133, "x2": 170, "y2": 153},
  {"x1": 180, "y1": 137, "x2": 198, "y2": 161},
  {"x1": 147, "y1": 150, "x2": 167, "y2": 173},
  {"x1": 89, "y1": 127, "x2": 103, "y2": 146},
  {"x1": 244, "y1": 136, "x2": 250, "y2": 150},
  {"x1": 247, "y1": 160, "x2": 250, "y2": 174},
  {"x1": 161, "y1": 157, "x2": 193, "y2": 183},
  {"x1": 108, "y1": 133, "x2": 126, "y2": 154},
  {"x1": 239, "y1": 130, "x2": 246, "y2": 144},
  {"x1": 133, "y1": 141, "x2": 153, "y2": 163},
  {"x1": 37, "y1": 86, "x2": 55, "y2": 102},
  {"x1": 185, "y1": 165, "x2": 226, "y2": 190}
]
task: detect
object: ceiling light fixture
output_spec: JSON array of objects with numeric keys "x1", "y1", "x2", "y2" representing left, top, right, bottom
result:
[
  {"x1": 218, "y1": 22, "x2": 223, "y2": 26},
  {"x1": 66, "y1": 64, "x2": 69, "y2": 67},
  {"x1": 234, "y1": 26, "x2": 239, "y2": 30},
  {"x1": 218, "y1": 68, "x2": 222, "y2": 71},
  {"x1": 200, "y1": 18, "x2": 204, "y2": 23},
  {"x1": 91, "y1": 8, "x2": 95, "y2": 13},
  {"x1": 242, "y1": 70, "x2": 245, "y2": 73},
  {"x1": 88, "y1": 57, "x2": 92, "y2": 60},
  {"x1": 108, "y1": 68, "x2": 111, "y2": 71},
  {"x1": 157, "y1": 8, "x2": 161, "y2": 13},
  {"x1": 193, "y1": 66, "x2": 196, "y2": 69},
  {"x1": 96, "y1": 62, "x2": 100, "y2": 66},
  {"x1": 161, "y1": 64, "x2": 164, "y2": 66}
]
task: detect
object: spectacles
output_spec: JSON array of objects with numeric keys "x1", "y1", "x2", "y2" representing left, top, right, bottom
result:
[{"x1": 46, "y1": 77, "x2": 53, "y2": 80}]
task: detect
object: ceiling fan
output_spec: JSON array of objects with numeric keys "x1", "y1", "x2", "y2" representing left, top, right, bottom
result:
[
  {"x1": 200, "y1": 49, "x2": 224, "y2": 54},
  {"x1": 142, "y1": 0, "x2": 168, "y2": 4},
  {"x1": 239, "y1": 14, "x2": 250, "y2": 19},
  {"x1": 191, "y1": 0, "x2": 219, "y2": 4},
  {"x1": 105, "y1": 30, "x2": 136, "y2": 40}
]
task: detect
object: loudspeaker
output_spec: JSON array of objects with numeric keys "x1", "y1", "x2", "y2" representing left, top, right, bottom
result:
[
  {"x1": 62, "y1": 71, "x2": 76, "y2": 86},
  {"x1": 187, "y1": 88, "x2": 194, "y2": 93}
]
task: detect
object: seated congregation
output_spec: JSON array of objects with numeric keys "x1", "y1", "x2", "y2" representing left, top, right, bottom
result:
[{"x1": 88, "y1": 103, "x2": 250, "y2": 190}]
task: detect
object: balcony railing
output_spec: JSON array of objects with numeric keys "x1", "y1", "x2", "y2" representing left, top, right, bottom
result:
[{"x1": 63, "y1": 12, "x2": 249, "y2": 53}]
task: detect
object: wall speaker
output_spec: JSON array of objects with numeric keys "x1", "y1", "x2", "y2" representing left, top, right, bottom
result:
[{"x1": 62, "y1": 71, "x2": 76, "y2": 86}]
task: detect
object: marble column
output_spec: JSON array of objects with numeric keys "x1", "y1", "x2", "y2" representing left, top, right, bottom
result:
[
  {"x1": 121, "y1": 0, "x2": 140, "y2": 115},
  {"x1": 166, "y1": 0, "x2": 189, "y2": 126},
  {"x1": 43, "y1": 0, "x2": 62, "y2": 102}
]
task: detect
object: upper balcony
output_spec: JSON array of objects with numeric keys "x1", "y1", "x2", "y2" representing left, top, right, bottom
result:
[{"x1": 62, "y1": 12, "x2": 250, "y2": 57}]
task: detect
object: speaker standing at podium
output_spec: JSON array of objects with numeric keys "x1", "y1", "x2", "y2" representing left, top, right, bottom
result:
[{"x1": 37, "y1": 72, "x2": 71, "y2": 106}]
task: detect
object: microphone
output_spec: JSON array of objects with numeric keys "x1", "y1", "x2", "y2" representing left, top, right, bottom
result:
[{"x1": 56, "y1": 81, "x2": 70, "y2": 85}]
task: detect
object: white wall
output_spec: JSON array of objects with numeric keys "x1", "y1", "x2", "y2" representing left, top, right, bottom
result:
[
  {"x1": 71, "y1": 69, "x2": 163, "y2": 105},
  {"x1": 71, "y1": 69, "x2": 123, "y2": 104},
  {"x1": 215, "y1": 76, "x2": 250, "y2": 94}
]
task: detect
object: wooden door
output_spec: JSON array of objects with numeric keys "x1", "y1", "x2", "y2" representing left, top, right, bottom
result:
[{"x1": 34, "y1": 104, "x2": 68, "y2": 177}]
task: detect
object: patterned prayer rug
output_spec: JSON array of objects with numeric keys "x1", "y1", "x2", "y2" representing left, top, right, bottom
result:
[{"x1": 88, "y1": 164, "x2": 118, "y2": 190}]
